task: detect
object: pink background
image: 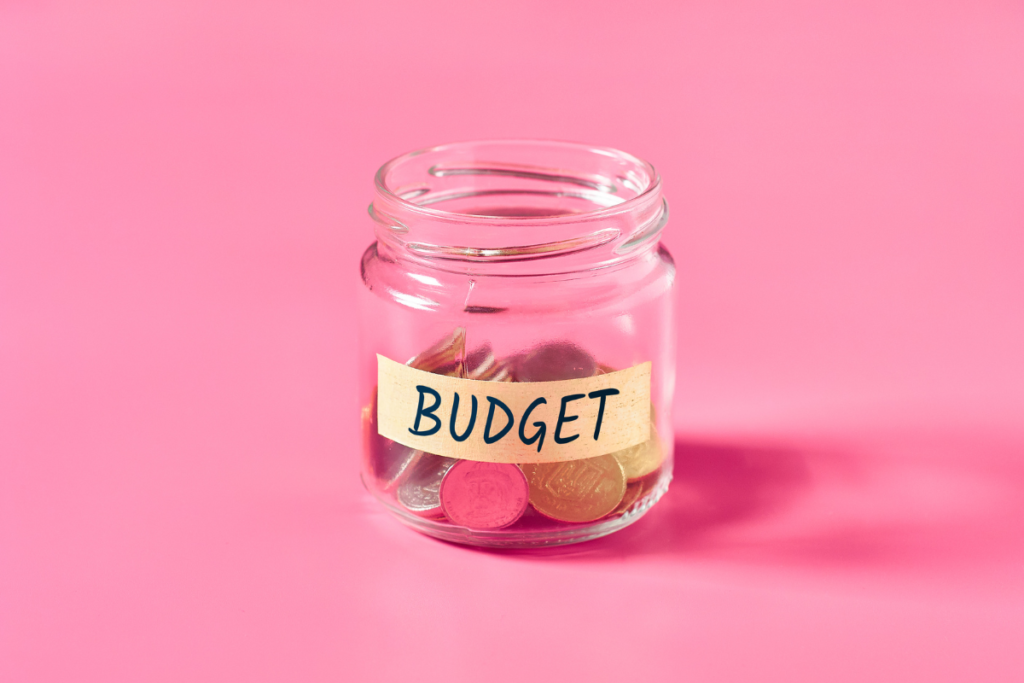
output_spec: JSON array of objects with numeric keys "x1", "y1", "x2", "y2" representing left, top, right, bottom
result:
[{"x1": 2, "y1": 1, "x2": 1023, "y2": 681}]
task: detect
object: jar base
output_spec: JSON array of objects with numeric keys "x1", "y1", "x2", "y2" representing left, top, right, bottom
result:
[{"x1": 374, "y1": 475, "x2": 671, "y2": 549}]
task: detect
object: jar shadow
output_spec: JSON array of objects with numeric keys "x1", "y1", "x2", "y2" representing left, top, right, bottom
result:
[
  {"x1": 467, "y1": 436, "x2": 1024, "y2": 573},
  {"x1": 476, "y1": 439, "x2": 811, "y2": 559}
]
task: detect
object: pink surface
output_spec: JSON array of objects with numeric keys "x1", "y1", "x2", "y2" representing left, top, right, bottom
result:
[{"x1": 2, "y1": 1, "x2": 1023, "y2": 681}]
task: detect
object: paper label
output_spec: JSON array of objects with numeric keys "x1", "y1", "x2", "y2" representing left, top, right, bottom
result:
[{"x1": 376, "y1": 354, "x2": 651, "y2": 464}]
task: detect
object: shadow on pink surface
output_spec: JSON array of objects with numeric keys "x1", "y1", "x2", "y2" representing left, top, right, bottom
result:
[{"x1": 475, "y1": 436, "x2": 1024, "y2": 572}]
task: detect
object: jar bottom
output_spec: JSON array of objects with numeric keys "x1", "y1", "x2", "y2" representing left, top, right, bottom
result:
[{"x1": 366, "y1": 473, "x2": 672, "y2": 549}]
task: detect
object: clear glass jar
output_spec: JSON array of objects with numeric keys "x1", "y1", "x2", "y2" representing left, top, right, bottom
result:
[{"x1": 358, "y1": 140, "x2": 675, "y2": 548}]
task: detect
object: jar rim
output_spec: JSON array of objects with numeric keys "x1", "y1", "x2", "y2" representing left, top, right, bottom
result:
[{"x1": 373, "y1": 139, "x2": 662, "y2": 225}]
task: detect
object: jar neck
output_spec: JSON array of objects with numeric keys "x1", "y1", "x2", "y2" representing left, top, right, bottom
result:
[{"x1": 369, "y1": 140, "x2": 667, "y2": 276}]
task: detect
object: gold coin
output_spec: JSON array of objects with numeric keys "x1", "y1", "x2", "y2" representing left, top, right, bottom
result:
[
  {"x1": 521, "y1": 454, "x2": 626, "y2": 523},
  {"x1": 611, "y1": 423, "x2": 663, "y2": 482}
]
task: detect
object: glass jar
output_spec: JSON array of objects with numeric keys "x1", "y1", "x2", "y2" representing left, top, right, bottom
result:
[{"x1": 358, "y1": 140, "x2": 675, "y2": 548}]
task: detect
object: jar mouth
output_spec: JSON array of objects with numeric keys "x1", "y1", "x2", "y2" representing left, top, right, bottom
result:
[
  {"x1": 374, "y1": 139, "x2": 661, "y2": 223},
  {"x1": 370, "y1": 140, "x2": 666, "y2": 270}
]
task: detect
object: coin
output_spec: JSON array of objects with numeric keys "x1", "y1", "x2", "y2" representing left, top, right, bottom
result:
[
  {"x1": 397, "y1": 453, "x2": 457, "y2": 518},
  {"x1": 516, "y1": 341, "x2": 597, "y2": 382},
  {"x1": 439, "y1": 461, "x2": 530, "y2": 530},
  {"x1": 613, "y1": 466, "x2": 664, "y2": 515},
  {"x1": 465, "y1": 344, "x2": 512, "y2": 382},
  {"x1": 408, "y1": 327, "x2": 467, "y2": 377},
  {"x1": 521, "y1": 454, "x2": 627, "y2": 523},
  {"x1": 611, "y1": 423, "x2": 662, "y2": 481},
  {"x1": 613, "y1": 479, "x2": 645, "y2": 515},
  {"x1": 366, "y1": 432, "x2": 421, "y2": 491},
  {"x1": 366, "y1": 328, "x2": 466, "y2": 492},
  {"x1": 363, "y1": 388, "x2": 421, "y2": 490},
  {"x1": 368, "y1": 434, "x2": 421, "y2": 491}
]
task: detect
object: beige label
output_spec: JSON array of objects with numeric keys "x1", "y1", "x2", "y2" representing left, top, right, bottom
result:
[{"x1": 376, "y1": 354, "x2": 651, "y2": 464}]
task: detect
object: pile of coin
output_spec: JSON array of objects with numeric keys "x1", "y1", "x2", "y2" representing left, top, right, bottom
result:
[{"x1": 363, "y1": 329, "x2": 663, "y2": 531}]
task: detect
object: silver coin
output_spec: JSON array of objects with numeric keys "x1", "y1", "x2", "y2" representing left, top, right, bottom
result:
[
  {"x1": 397, "y1": 453, "x2": 458, "y2": 518},
  {"x1": 516, "y1": 341, "x2": 596, "y2": 382},
  {"x1": 372, "y1": 439, "x2": 421, "y2": 491},
  {"x1": 407, "y1": 327, "x2": 467, "y2": 377},
  {"x1": 364, "y1": 394, "x2": 421, "y2": 491},
  {"x1": 466, "y1": 344, "x2": 512, "y2": 382}
]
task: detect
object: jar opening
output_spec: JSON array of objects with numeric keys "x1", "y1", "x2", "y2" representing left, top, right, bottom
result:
[
  {"x1": 376, "y1": 140, "x2": 658, "y2": 220},
  {"x1": 370, "y1": 140, "x2": 666, "y2": 269}
]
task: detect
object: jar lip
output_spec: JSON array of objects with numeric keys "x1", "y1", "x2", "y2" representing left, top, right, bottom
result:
[{"x1": 373, "y1": 139, "x2": 661, "y2": 225}]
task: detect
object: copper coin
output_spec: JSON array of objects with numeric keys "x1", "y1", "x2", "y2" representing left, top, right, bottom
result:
[
  {"x1": 613, "y1": 480, "x2": 645, "y2": 515},
  {"x1": 611, "y1": 423, "x2": 663, "y2": 481},
  {"x1": 397, "y1": 453, "x2": 457, "y2": 518},
  {"x1": 439, "y1": 461, "x2": 530, "y2": 530},
  {"x1": 408, "y1": 327, "x2": 467, "y2": 377},
  {"x1": 614, "y1": 466, "x2": 664, "y2": 515},
  {"x1": 521, "y1": 454, "x2": 627, "y2": 523},
  {"x1": 516, "y1": 341, "x2": 596, "y2": 382}
]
